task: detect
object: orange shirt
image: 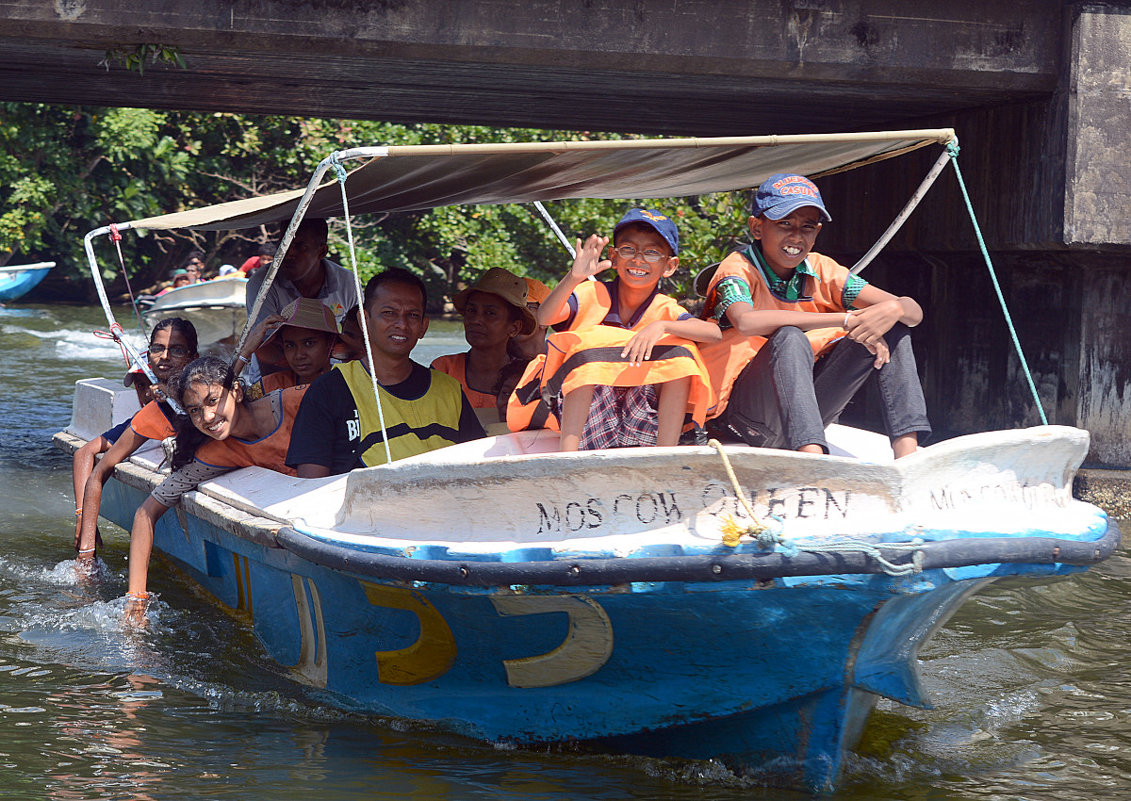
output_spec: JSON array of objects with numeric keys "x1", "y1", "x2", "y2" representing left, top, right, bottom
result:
[
  {"x1": 431, "y1": 352, "x2": 497, "y2": 408},
  {"x1": 130, "y1": 400, "x2": 177, "y2": 440},
  {"x1": 194, "y1": 386, "x2": 306, "y2": 476}
]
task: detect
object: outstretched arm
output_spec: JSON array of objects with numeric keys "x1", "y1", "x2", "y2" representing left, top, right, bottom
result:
[
  {"x1": 72, "y1": 435, "x2": 109, "y2": 549},
  {"x1": 76, "y1": 428, "x2": 148, "y2": 556},
  {"x1": 123, "y1": 494, "x2": 170, "y2": 624},
  {"x1": 537, "y1": 235, "x2": 611, "y2": 327}
]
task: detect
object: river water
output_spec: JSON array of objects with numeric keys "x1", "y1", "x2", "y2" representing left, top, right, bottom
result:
[{"x1": 1, "y1": 302, "x2": 1129, "y2": 800}]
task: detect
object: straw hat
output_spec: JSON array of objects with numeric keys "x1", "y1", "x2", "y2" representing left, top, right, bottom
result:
[
  {"x1": 257, "y1": 298, "x2": 340, "y2": 366},
  {"x1": 452, "y1": 268, "x2": 537, "y2": 335}
]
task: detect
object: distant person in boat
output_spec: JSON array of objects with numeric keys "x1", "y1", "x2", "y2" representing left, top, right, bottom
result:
[
  {"x1": 431, "y1": 268, "x2": 537, "y2": 431},
  {"x1": 332, "y1": 304, "x2": 364, "y2": 362},
  {"x1": 123, "y1": 355, "x2": 307, "y2": 622},
  {"x1": 700, "y1": 173, "x2": 930, "y2": 459},
  {"x1": 235, "y1": 298, "x2": 339, "y2": 396},
  {"x1": 239, "y1": 242, "x2": 277, "y2": 276},
  {"x1": 182, "y1": 251, "x2": 205, "y2": 283},
  {"x1": 155, "y1": 268, "x2": 192, "y2": 296},
  {"x1": 532, "y1": 208, "x2": 721, "y2": 451},
  {"x1": 72, "y1": 317, "x2": 199, "y2": 563},
  {"x1": 245, "y1": 218, "x2": 357, "y2": 327},
  {"x1": 512, "y1": 276, "x2": 552, "y2": 360},
  {"x1": 286, "y1": 268, "x2": 485, "y2": 477}
]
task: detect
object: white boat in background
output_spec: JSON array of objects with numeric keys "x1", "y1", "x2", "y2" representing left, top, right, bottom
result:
[
  {"x1": 0, "y1": 261, "x2": 54, "y2": 302},
  {"x1": 139, "y1": 275, "x2": 247, "y2": 346}
]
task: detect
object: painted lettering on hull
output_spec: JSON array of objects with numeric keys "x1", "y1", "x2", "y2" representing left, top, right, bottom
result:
[
  {"x1": 361, "y1": 582, "x2": 457, "y2": 686},
  {"x1": 491, "y1": 595, "x2": 613, "y2": 688}
]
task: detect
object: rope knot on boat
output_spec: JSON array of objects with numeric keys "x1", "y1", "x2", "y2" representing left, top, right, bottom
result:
[{"x1": 708, "y1": 439, "x2": 926, "y2": 574}]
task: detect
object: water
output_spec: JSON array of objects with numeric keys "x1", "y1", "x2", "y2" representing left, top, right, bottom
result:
[{"x1": 2, "y1": 303, "x2": 1130, "y2": 800}]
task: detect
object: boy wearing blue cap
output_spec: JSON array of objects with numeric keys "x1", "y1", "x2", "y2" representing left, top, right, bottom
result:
[
  {"x1": 534, "y1": 209, "x2": 721, "y2": 451},
  {"x1": 701, "y1": 174, "x2": 930, "y2": 458}
]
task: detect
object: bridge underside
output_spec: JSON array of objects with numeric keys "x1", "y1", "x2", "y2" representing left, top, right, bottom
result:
[
  {"x1": 3, "y1": 0, "x2": 1131, "y2": 465},
  {"x1": 1, "y1": 1, "x2": 1058, "y2": 136}
]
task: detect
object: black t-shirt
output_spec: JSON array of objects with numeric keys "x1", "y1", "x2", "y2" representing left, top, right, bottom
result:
[{"x1": 286, "y1": 360, "x2": 485, "y2": 475}]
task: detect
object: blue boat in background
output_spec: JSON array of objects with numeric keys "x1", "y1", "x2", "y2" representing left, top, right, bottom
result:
[{"x1": 0, "y1": 261, "x2": 54, "y2": 302}]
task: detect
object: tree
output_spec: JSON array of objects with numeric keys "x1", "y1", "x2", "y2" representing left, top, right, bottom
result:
[{"x1": 1, "y1": 103, "x2": 751, "y2": 304}]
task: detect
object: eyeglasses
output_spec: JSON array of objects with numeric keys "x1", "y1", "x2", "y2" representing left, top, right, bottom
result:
[
  {"x1": 612, "y1": 246, "x2": 668, "y2": 264},
  {"x1": 149, "y1": 343, "x2": 191, "y2": 358}
]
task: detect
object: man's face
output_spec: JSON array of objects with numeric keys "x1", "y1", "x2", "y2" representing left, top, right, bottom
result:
[
  {"x1": 749, "y1": 207, "x2": 823, "y2": 277},
  {"x1": 363, "y1": 282, "x2": 429, "y2": 360},
  {"x1": 280, "y1": 226, "x2": 328, "y2": 285}
]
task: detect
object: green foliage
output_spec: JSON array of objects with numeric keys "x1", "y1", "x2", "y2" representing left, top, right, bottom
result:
[
  {"x1": 100, "y1": 44, "x2": 186, "y2": 75},
  {"x1": 0, "y1": 103, "x2": 754, "y2": 303}
]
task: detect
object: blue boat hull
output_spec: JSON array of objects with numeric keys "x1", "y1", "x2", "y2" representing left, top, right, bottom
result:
[
  {"x1": 94, "y1": 471, "x2": 1112, "y2": 791},
  {"x1": 0, "y1": 263, "x2": 53, "y2": 301}
]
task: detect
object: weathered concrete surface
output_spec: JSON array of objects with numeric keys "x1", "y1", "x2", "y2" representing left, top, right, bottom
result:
[
  {"x1": 1064, "y1": 7, "x2": 1131, "y2": 246},
  {"x1": 0, "y1": 0, "x2": 1059, "y2": 135}
]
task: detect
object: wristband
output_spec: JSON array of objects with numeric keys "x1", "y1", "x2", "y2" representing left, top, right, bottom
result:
[
  {"x1": 126, "y1": 590, "x2": 149, "y2": 600},
  {"x1": 75, "y1": 508, "x2": 83, "y2": 516},
  {"x1": 843, "y1": 312, "x2": 852, "y2": 330},
  {"x1": 77, "y1": 547, "x2": 95, "y2": 554},
  {"x1": 236, "y1": 353, "x2": 250, "y2": 365}
]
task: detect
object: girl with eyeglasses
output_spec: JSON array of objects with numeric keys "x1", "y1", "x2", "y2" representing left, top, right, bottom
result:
[{"x1": 72, "y1": 317, "x2": 199, "y2": 564}]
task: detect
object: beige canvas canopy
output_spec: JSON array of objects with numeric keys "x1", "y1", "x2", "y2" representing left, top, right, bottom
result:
[{"x1": 125, "y1": 129, "x2": 955, "y2": 232}]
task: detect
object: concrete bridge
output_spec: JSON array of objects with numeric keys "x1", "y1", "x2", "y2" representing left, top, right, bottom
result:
[{"x1": 2, "y1": 1, "x2": 1131, "y2": 468}]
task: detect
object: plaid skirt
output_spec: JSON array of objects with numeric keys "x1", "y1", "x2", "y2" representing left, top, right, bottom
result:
[{"x1": 560, "y1": 384, "x2": 659, "y2": 450}]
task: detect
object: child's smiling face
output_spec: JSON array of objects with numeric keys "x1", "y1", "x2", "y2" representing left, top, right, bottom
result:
[
  {"x1": 610, "y1": 224, "x2": 678, "y2": 290},
  {"x1": 749, "y1": 207, "x2": 823, "y2": 277}
]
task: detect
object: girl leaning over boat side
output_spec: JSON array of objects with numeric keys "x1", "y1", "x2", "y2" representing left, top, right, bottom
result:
[
  {"x1": 72, "y1": 317, "x2": 199, "y2": 563},
  {"x1": 124, "y1": 355, "x2": 306, "y2": 623}
]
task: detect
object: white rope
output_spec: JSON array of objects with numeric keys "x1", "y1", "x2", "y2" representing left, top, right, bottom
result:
[
  {"x1": 330, "y1": 153, "x2": 393, "y2": 466},
  {"x1": 708, "y1": 439, "x2": 924, "y2": 576}
]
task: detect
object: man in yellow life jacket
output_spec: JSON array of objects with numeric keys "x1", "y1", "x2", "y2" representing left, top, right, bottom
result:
[
  {"x1": 700, "y1": 173, "x2": 930, "y2": 459},
  {"x1": 286, "y1": 268, "x2": 485, "y2": 476}
]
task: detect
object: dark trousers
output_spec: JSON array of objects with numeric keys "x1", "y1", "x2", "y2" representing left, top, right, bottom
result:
[{"x1": 713, "y1": 324, "x2": 931, "y2": 452}]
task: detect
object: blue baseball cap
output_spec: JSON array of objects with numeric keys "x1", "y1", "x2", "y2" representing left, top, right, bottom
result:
[
  {"x1": 753, "y1": 174, "x2": 832, "y2": 222},
  {"x1": 613, "y1": 208, "x2": 679, "y2": 255}
]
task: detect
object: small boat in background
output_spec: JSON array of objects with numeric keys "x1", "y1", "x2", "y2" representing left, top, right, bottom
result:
[
  {"x1": 138, "y1": 275, "x2": 247, "y2": 346},
  {"x1": 0, "y1": 261, "x2": 54, "y2": 302}
]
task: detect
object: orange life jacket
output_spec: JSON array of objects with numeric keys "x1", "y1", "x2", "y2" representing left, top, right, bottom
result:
[
  {"x1": 513, "y1": 281, "x2": 714, "y2": 427},
  {"x1": 700, "y1": 248, "x2": 852, "y2": 418}
]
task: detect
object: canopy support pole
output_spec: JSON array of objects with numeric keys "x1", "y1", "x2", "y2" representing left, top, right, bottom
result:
[{"x1": 850, "y1": 145, "x2": 953, "y2": 276}]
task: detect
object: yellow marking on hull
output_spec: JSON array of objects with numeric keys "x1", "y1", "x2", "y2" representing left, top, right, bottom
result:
[
  {"x1": 289, "y1": 575, "x2": 328, "y2": 688},
  {"x1": 491, "y1": 595, "x2": 613, "y2": 688},
  {"x1": 231, "y1": 553, "x2": 253, "y2": 616},
  {"x1": 361, "y1": 582, "x2": 456, "y2": 686}
]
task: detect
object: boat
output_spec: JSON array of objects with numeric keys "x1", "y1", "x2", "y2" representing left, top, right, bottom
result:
[
  {"x1": 56, "y1": 130, "x2": 1119, "y2": 791},
  {"x1": 138, "y1": 275, "x2": 247, "y2": 347},
  {"x1": 0, "y1": 261, "x2": 54, "y2": 302}
]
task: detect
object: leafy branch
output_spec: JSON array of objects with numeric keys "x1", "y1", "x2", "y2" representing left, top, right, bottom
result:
[{"x1": 99, "y1": 44, "x2": 186, "y2": 75}]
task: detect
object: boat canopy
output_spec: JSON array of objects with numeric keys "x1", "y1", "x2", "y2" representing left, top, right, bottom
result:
[{"x1": 125, "y1": 129, "x2": 955, "y2": 232}]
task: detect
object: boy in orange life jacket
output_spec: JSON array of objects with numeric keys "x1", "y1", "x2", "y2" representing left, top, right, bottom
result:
[
  {"x1": 536, "y1": 208, "x2": 721, "y2": 452},
  {"x1": 701, "y1": 174, "x2": 930, "y2": 458}
]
